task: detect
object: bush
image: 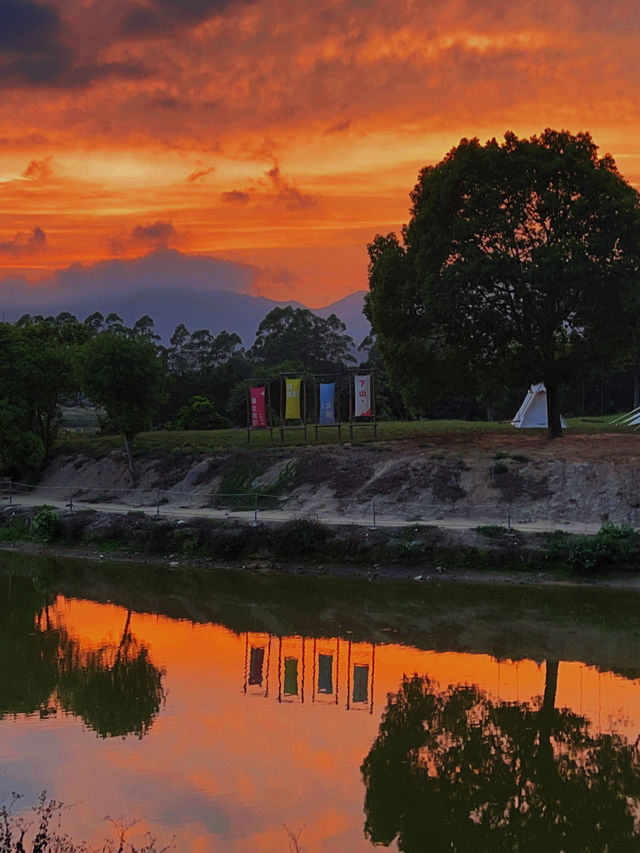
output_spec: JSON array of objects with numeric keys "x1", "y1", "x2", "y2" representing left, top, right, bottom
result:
[
  {"x1": 29, "y1": 506, "x2": 63, "y2": 543},
  {"x1": 175, "y1": 396, "x2": 229, "y2": 431},
  {"x1": 0, "y1": 790, "x2": 172, "y2": 852},
  {"x1": 475, "y1": 525, "x2": 511, "y2": 539},
  {"x1": 545, "y1": 523, "x2": 640, "y2": 572},
  {"x1": 271, "y1": 517, "x2": 331, "y2": 557}
]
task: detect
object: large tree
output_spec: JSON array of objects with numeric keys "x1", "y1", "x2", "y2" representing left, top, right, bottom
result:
[
  {"x1": 81, "y1": 331, "x2": 166, "y2": 480},
  {"x1": 365, "y1": 130, "x2": 640, "y2": 437}
]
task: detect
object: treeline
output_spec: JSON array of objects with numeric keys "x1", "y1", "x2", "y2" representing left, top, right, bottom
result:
[
  {"x1": 1, "y1": 303, "x2": 638, "y2": 481},
  {"x1": 0, "y1": 306, "x2": 393, "y2": 480}
]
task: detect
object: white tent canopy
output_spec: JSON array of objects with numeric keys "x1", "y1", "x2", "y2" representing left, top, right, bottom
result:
[
  {"x1": 611, "y1": 406, "x2": 640, "y2": 427},
  {"x1": 512, "y1": 383, "x2": 568, "y2": 429}
]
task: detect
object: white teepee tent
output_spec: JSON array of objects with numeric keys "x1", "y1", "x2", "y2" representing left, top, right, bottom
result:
[
  {"x1": 511, "y1": 383, "x2": 567, "y2": 429},
  {"x1": 611, "y1": 407, "x2": 640, "y2": 428}
]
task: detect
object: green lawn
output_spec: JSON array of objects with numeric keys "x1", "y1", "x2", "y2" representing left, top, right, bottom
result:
[{"x1": 53, "y1": 414, "x2": 632, "y2": 457}]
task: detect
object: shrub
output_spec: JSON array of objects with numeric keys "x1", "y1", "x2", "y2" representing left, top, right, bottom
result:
[
  {"x1": 29, "y1": 506, "x2": 63, "y2": 542},
  {"x1": 475, "y1": 525, "x2": 511, "y2": 539},
  {"x1": 175, "y1": 396, "x2": 229, "y2": 431},
  {"x1": 271, "y1": 517, "x2": 331, "y2": 558},
  {"x1": 545, "y1": 523, "x2": 640, "y2": 572}
]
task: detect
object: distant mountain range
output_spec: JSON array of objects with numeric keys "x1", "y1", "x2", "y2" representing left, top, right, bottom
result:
[{"x1": 0, "y1": 250, "x2": 370, "y2": 346}]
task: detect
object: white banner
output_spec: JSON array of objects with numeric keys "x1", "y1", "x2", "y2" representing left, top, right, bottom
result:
[{"x1": 354, "y1": 374, "x2": 371, "y2": 417}]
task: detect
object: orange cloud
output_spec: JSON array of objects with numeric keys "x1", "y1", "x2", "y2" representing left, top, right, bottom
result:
[{"x1": 0, "y1": 0, "x2": 638, "y2": 302}]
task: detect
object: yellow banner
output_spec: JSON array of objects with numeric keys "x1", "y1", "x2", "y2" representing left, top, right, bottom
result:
[{"x1": 285, "y1": 377, "x2": 301, "y2": 420}]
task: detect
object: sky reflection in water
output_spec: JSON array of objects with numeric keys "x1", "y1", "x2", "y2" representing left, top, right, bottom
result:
[{"x1": 1, "y1": 562, "x2": 640, "y2": 851}]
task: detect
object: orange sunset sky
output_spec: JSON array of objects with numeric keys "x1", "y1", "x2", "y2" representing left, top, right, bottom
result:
[{"x1": 1, "y1": 0, "x2": 640, "y2": 306}]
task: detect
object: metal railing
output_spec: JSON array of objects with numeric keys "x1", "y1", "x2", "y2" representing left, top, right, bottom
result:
[{"x1": 0, "y1": 480, "x2": 618, "y2": 534}]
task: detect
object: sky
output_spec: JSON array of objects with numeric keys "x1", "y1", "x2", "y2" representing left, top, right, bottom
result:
[{"x1": 1, "y1": 0, "x2": 640, "y2": 307}]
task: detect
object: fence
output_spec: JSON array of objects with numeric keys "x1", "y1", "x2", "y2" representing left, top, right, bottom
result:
[{"x1": 0, "y1": 479, "x2": 606, "y2": 533}]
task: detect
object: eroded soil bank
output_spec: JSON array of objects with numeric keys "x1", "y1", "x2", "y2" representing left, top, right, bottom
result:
[{"x1": 34, "y1": 432, "x2": 640, "y2": 526}]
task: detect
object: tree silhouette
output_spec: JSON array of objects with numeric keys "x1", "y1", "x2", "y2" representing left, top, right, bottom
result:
[
  {"x1": 365, "y1": 130, "x2": 640, "y2": 438},
  {"x1": 0, "y1": 582, "x2": 62, "y2": 719},
  {"x1": 0, "y1": 573, "x2": 165, "y2": 740},
  {"x1": 361, "y1": 664, "x2": 640, "y2": 851},
  {"x1": 58, "y1": 609, "x2": 166, "y2": 739}
]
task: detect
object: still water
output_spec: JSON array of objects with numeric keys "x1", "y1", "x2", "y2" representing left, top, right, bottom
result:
[{"x1": 2, "y1": 555, "x2": 640, "y2": 851}]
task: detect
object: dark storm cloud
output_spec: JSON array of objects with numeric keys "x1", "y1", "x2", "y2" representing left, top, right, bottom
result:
[
  {"x1": 120, "y1": 0, "x2": 252, "y2": 38},
  {"x1": 0, "y1": 0, "x2": 149, "y2": 88},
  {"x1": 0, "y1": 0, "x2": 61, "y2": 51}
]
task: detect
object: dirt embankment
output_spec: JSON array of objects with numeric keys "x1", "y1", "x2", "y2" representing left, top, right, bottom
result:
[{"x1": 34, "y1": 432, "x2": 640, "y2": 526}]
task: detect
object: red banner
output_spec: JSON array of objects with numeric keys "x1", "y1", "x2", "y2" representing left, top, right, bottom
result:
[{"x1": 250, "y1": 386, "x2": 267, "y2": 428}]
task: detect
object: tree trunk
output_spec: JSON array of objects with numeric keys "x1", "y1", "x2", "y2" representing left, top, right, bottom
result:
[
  {"x1": 116, "y1": 608, "x2": 133, "y2": 665},
  {"x1": 537, "y1": 660, "x2": 560, "y2": 791},
  {"x1": 545, "y1": 383, "x2": 563, "y2": 439},
  {"x1": 542, "y1": 659, "x2": 559, "y2": 713},
  {"x1": 123, "y1": 434, "x2": 137, "y2": 484}
]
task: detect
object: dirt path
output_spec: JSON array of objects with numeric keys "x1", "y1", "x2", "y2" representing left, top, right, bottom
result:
[{"x1": 2, "y1": 490, "x2": 604, "y2": 535}]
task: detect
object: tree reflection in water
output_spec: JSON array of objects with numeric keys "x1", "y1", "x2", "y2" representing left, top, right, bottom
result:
[
  {"x1": 361, "y1": 663, "x2": 640, "y2": 852},
  {"x1": 58, "y1": 608, "x2": 166, "y2": 739},
  {"x1": 0, "y1": 574, "x2": 165, "y2": 739}
]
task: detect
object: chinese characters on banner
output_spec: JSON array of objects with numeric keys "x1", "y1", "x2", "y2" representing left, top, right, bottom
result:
[
  {"x1": 250, "y1": 386, "x2": 267, "y2": 428},
  {"x1": 285, "y1": 377, "x2": 302, "y2": 420},
  {"x1": 354, "y1": 374, "x2": 371, "y2": 417},
  {"x1": 319, "y1": 382, "x2": 336, "y2": 425}
]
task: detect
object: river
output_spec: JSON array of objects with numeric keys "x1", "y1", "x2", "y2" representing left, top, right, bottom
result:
[{"x1": 2, "y1": 553, "x2": 640, "y2": 851}]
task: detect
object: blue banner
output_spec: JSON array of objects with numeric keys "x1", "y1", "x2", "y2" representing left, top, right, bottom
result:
[{"x1": 319, "y1": 382, "x2": 336, "y2": 424}]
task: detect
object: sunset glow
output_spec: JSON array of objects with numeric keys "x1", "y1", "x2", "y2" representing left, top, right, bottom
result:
[{"x1": 2, "y1": 0, "x2": 640, "y2": 304}]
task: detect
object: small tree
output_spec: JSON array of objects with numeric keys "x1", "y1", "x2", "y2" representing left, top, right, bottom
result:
[
  {"x1": 366, "y1": 130, "x2": 640, "y2": 438},
  {"x1": 82, "y1": 332, "x2": 166, "y2": 481}
]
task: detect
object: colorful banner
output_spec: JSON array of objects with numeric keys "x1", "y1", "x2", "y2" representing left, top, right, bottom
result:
[
  {"x1": 319, "y1": 382, "x2": 336, "y2": 425},
  {"x1": 250, "y1": 386, "x2": 267, "y2": 428},
  {"x1": 285, "y1": 377, "x2": 302, "y2": 420},
  {"x1": 354, "y1": 374, "x2": 371, "y2": 417}
]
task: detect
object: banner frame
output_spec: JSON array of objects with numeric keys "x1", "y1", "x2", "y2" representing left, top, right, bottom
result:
[{"x1": 246, "y1": 379, "x2": 275, "y2": 443}]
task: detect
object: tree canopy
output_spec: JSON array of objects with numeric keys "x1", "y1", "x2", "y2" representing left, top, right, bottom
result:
[
  {"x1": 248, "y1": 306, "x2": 355, "y2": 372},
  {"x1": 361, "y1": 668, "x2": 640, "y2": 851},
  {"x1": 81, "y1": 331, "x2": 166, "y2": 479},
  {"x1": 365, "y1": 129, "x2": 640, "y2": 437}
]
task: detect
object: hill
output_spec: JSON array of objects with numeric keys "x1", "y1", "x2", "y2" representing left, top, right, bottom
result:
[{"x1": 0, "y1": 250, "x2": 370, "y2": 345}]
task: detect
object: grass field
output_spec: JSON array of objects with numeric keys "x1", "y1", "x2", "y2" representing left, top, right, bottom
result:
[{"x1": 53, "y1": 414, "x2": 633, "y2": 458}]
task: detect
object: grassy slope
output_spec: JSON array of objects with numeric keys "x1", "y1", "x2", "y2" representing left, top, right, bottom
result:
[{"x1": 54, "y1": 415, "x2": 630, "y2": 457}]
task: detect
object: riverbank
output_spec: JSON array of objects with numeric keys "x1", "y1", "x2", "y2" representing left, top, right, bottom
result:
[{"x1": 3, "y1": 502, "x2": 640, "y2": 586}]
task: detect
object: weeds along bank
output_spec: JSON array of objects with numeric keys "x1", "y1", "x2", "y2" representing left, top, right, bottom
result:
[
  {"x1": 28, "y1": 438, "x2": 640, "y2": 527},
  {"x1": 3, "y1": 504, "x2": 640, "y2": 576}
]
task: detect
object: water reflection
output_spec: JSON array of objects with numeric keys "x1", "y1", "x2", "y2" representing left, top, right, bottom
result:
[
  {"x1": 3, "y1": 559, "x2": 640, "y2": 850},
  {"x1": 362, "y1": 666, "x2": 640, "y2": 852},
  {"x1": 243, "y1": 634, "x2": 376, "y2": 711},
  {"x1": 0, "y1": 573, "x2": 165, "y2": 739}
]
